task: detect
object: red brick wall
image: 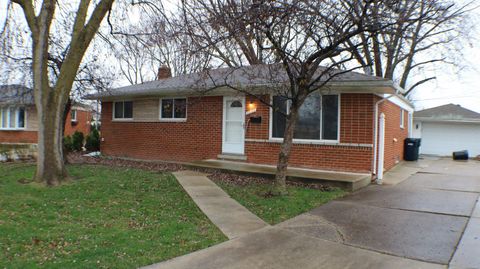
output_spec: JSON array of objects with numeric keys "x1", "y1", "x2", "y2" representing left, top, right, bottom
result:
[
  {"x1": 377, "y1": 99, "x2": 409, "y2": 171},
  {"x1": 340, "y1": 94, "x2": 376, "y2": 144},
  {"x1": 65, "y1": 109, "x2": 91, "y2": 136},
  {"x1": 243, "y1": 93, "x2": 375, "y2": 172},
  {"x1": 0, "y1": 130, "x2": 37, "y2": 143},
  {"x1": 99, "y1": 93, "x2": 408, "y2": 173},
  {"x1": 100, "y1": 97, "x2": 223, "y2": 162},
  {"x1": 245, "y1": 142, "x2": 373, "y2": 172}
]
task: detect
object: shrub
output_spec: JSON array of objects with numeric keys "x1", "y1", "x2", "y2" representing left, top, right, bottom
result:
[
  {"x1": 85, "y1": 129, "x2": 100, "y2": 152},
  {"x1": 71, "y1": 131, "x2": 84, "y2": 151},
  {"x1": 63, "y1": 135, "x2": 74, "y2": 152}
]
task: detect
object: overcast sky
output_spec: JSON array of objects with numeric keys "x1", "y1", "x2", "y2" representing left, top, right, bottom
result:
[
  {"x1": 409, "y1": 3, "x2": 480, "y2": 113},
  {"x1": 1, "y1": 1, "x2": 479, "y2": 112}
]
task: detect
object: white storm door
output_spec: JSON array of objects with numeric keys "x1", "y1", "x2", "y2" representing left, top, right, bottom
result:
[{"x1": 222, "y1": 96, "x2": 245, "y2": 154}]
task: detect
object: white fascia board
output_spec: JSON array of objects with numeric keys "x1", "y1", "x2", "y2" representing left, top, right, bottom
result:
[
  {"x1": 413, "y1": 117, "x2": 480, "y2": 124},
  {"x1": 377, "y1": 93, "x2": 414, "y2": 112}
]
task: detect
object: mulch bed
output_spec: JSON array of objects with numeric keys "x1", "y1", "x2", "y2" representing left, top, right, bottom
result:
[
  {"x1": 67, "y1": 152, "x2": 331, "y2": 190},
  {"x1": 66, "y1": 152, "x2": 184, "y2": 172},
  {"x1": 206, "y1": 170, "x2": 334, "y2": 191}
]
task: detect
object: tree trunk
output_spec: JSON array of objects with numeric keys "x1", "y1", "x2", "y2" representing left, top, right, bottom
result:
[
  {"x1": 273, "y1": 104, "x2": 300, "y2": 195},
  {"x1": 34, "y1": 96, "x2": 69, "y2": 186}
]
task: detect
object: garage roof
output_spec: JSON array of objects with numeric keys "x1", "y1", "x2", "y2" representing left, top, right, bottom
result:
[{"x1": 414, "y1": 104, "x2": 480, "y2": 123}]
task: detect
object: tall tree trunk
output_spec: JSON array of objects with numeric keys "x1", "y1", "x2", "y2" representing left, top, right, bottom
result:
[
  {"x1": 12, "y1": 0, "x2": 115, "y2": 186},
  {"x1": 273, "y1": 104, "x2": 299, "y2": 195},
  {"x1": 35, "y1": 95, "x2": 68, "y2": 186}
]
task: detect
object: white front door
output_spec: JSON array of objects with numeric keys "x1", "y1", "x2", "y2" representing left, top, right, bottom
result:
[{"x1": 222, "y1": 96, "x2": 245, "y2": 154}]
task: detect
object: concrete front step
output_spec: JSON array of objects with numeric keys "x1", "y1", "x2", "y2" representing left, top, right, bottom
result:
[
  {"x1": 217, "y1": 153, "x2": 247, "y2": 161},
  {"x1": 187, "y1": 159, "x2": 371, "y2": 191}
]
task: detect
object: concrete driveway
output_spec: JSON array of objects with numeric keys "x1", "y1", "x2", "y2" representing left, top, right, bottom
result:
[{"x1": 144, "y1": 158, "x2": 480, "y2": 269}]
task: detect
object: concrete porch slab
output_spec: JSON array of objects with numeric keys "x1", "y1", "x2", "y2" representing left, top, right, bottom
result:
[{"x1": 187, "y1": 159, "x2": 371, "y2": 191}]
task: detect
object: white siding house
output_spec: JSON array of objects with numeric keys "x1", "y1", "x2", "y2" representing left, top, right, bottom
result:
[{"x1": 413, "y1": 104, "x2": 480, "y2": 157}]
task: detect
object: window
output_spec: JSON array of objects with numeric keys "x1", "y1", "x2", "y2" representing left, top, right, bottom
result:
[
  {"x1": 161, "y1": 98, "x2": 187, "y2": 120},
  {"x1": 400, "y1": 109, "x2": 405, "y2": 129},
  {"x1": 113, "y1": 101, "x2": 133, "y2": 119},
  {"x1": 0, "y1": 107, "x2": 26, "y2": 130},
  {"x1": 271, "y1": 94, "x2": 339, "y2": 141},
  {"x1": 71, "y1": 109, "x2": 77, "y2": 122}
]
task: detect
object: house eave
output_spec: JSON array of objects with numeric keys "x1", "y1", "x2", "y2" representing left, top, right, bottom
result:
[{"x1": 85, "y1": 81, "x2": 397, "y2": 101}]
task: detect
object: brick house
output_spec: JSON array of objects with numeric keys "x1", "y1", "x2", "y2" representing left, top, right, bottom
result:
[
  {"x1": 0, "y1": 85, "x2": 93, "y2": 144},
  {"x1": 87, "y1": 64, "x2": 413, "y2": 178}
]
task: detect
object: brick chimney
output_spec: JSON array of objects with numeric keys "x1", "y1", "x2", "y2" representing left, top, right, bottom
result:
[{"x1": 157, "y1": 65, "x2": 172, "y2": 80}]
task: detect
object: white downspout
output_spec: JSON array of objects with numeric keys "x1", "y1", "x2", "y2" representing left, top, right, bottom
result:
[
  {"x1": 373, "y1": 94, "x2": 394, "y2": 176},
  {"x1": 377, "y1": 113, "x2": 386, "y2": 184}
]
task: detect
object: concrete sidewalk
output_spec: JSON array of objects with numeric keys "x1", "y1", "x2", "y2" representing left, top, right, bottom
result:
[
  {"x1": 173, "y1": 170, "x2": 268, "y2": 239},
  {"x1": 143, "y1": 227, "x2": 441, "y2": 269}
]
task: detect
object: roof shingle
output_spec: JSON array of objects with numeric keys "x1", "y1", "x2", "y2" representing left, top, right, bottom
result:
[
  {"x1": 414, "y1": 104, "x2": 480, "y2": 122},
  {"x1": 86, "y1": 64, "x2": 394, "y2": 100}
]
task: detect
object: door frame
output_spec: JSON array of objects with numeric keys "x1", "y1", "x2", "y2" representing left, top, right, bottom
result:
[{"x1": 222, "y1": 95, "x2": 246, "y2": 154}]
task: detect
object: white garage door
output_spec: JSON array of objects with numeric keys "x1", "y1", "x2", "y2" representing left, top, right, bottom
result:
[{"x1": 420, "y1": 122, "x2": 480, "y2": 156}]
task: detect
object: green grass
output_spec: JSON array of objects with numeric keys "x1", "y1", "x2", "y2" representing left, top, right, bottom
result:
[
  {"x1": 0, "y1": 163, "x2": 226, "y2": 269},
  {"x1": 214, "y1": 180, "x2": 346, "y2": 225}
]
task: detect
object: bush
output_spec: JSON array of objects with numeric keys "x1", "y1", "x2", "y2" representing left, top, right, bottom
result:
[
  {"x1": 85, "y1": 129, "x2": 100, "y2": 152},
  {"x1": 63, "y1": 135, "x2": 74, "y2": 152},
  {"x1": 71, "y1": 131, "x2": 84, "y2": 151}
]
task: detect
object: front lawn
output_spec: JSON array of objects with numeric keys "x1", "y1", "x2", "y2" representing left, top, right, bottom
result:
[
  {"x1": 0, "y1": 163, "x2": 226, "y2": 268},
  {"x1": 210, "y1": 174, "x2": 346, "y2": 224}
]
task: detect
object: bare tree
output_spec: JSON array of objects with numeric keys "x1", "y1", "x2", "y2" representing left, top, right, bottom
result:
[
  {"x1": 107, "y1": 6, "x2": 213, "y2": 84},
  {"x1": 177, "y1": 0, "x2": 278, "y2": 67},
  {"x1": 347, "y1": 0, "x2": 475, "y2": 95},
  {"x1": 182, "y1": 0, "x2": 386, "y2": 195},
  {"x1": 2, "y1": 0, "x2": 115, "y2": 186}
]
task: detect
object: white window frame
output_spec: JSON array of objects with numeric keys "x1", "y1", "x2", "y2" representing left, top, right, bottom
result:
[
  {"x1": 112, "y1": 101, "x2": 133, "y2": 121},
  {"x1": 159, "y1": 97, "x2": 187, "y2": 122},
  {"x1": 71, "y1": 109, "x2": 77, "y2": 122},
  {"x1": 0, "y1": 106, "x2": 27, "y2": 130},
  {"x1": 400, "y1": 109, "x2": 405, "y2": 129},
  {"x1": 268, "y1": 93, "x2": 341, "y2": 143}
]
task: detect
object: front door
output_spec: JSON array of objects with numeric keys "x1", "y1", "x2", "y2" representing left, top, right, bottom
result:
[{"x1": 222, "y1": 96, "x2": 245, "y2": 154}]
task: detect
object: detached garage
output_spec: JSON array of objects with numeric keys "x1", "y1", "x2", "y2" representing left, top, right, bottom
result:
[{"x1": 412, "y1": 104, "x2": 480, "y2": 157}]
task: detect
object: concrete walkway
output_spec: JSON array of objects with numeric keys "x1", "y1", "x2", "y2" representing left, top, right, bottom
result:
[
  {"x1": 144, "y1": 159, "x2": 480, "y2": 269},
  {"x1": 173, "y1": 170, "x2": 268, "y2": 239}
]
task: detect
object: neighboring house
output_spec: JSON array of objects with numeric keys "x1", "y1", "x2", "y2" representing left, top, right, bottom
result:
[
  {"x1": 64, "y1": 103, "x2": 93, "y2": 137},
  {"x1": 412, "y1": 104, "x2": 480, "y2": 156},
  {"x1": 86, "y1": 64, "x2": 413, "y2": 176},
  {"x1": 0, "y1": 85, "x2": 92, "y2": 145}
]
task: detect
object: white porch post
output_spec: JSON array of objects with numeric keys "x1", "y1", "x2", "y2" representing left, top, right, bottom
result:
[{"x1": 377, "y1": 113, "x2": 386, "y2": 184}]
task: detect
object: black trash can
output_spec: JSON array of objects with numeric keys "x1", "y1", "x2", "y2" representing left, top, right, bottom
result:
[
  {"x1": 452, "y1": 150, "x2": 469, "y2": 160},
  {"x1": 404, "y1": 138, "x2": 421, "y2": 161}
]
